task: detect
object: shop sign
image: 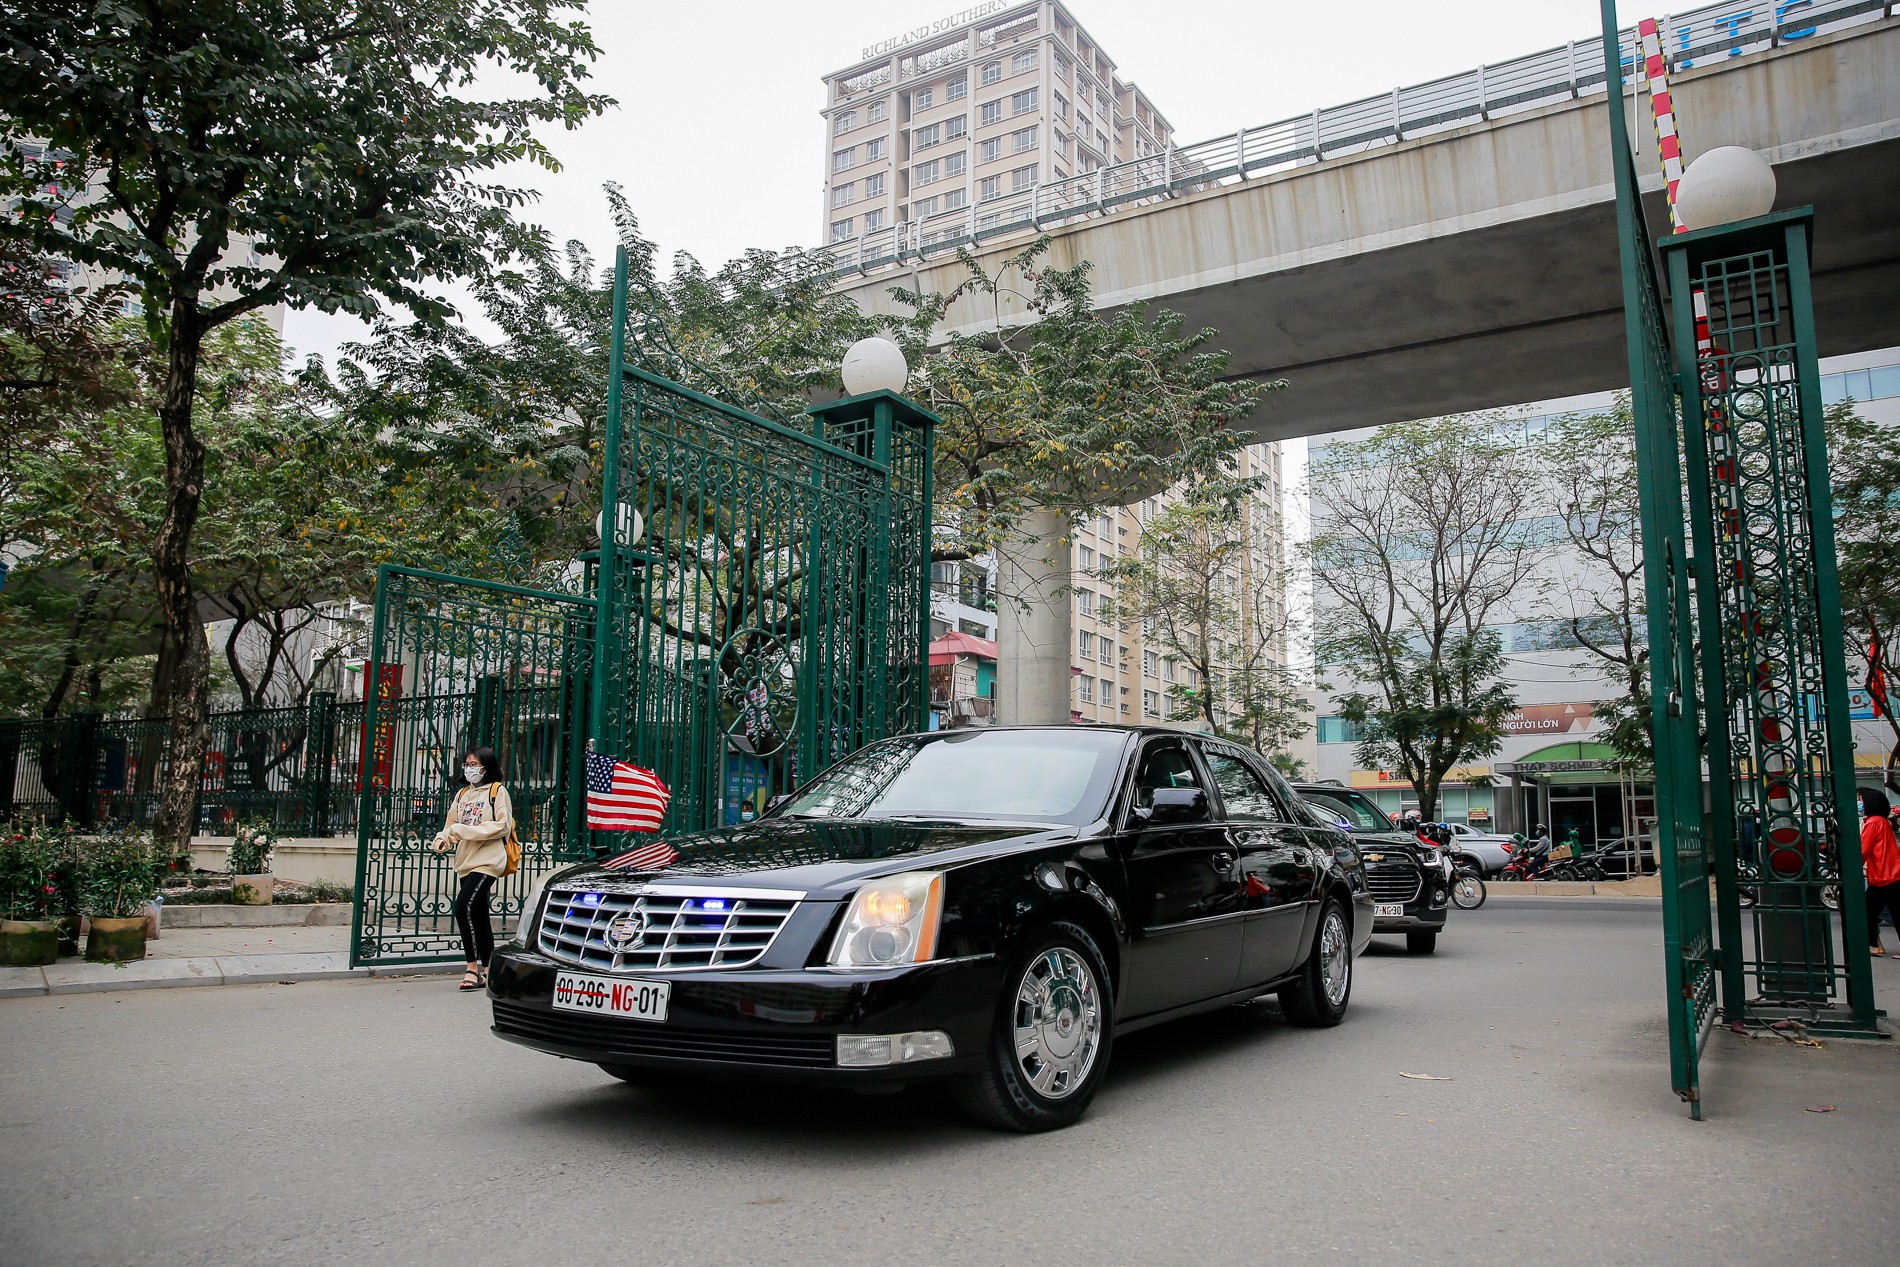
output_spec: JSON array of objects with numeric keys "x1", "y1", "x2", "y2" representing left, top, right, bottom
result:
[
  {"x1": 1350, "y1": 766, "x2": 1489, "y2": 788},
  {"x1": 1495, "y1": 759, "x2": 1617, "y2": 774},
  {"x1": 1502, "y1": 702, "x2": 1595, "y2": 735}
]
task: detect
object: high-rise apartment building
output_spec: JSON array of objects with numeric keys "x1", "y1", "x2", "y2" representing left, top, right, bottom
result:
[{"x1": 820, "y1": 1, "x2": 1175, "y2": 249}]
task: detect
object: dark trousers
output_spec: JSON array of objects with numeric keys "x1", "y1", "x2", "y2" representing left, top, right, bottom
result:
[
  {"x1": 1868, "y1": 881, "x2": 1900, "y2": 949},
  {"x1": 454, "y1": 872, "x2": 497, "y2": 965}
]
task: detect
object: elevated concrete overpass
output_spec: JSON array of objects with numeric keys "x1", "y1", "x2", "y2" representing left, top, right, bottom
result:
[{"x1": 834, "y1": 15, "x2": 1900, "y2": 441}]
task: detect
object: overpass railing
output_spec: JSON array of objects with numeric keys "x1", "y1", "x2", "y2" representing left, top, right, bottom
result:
[{"x1": 820, "y1": 0, "x2": 1893, "y2": 277}]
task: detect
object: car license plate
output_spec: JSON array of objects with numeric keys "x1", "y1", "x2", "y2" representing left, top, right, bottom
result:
[
  {"x1": 551, "y1": 970, "x2": 669, "y2": 1023},
  {"x1": 1374, "y1": 903, "x2": 1405, "y2": 918}
]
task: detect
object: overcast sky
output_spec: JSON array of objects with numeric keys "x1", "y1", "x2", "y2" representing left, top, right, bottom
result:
[{"x1": 281, "y1": 0, "x2": 1615, "y2": 365}]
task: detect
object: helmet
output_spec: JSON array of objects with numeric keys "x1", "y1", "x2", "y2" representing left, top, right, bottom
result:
[
  {"x1": 1534, "y1": 823, "x2": 1548, "y2": 836},
  {"x1": 1400, "y1": 809, "x2": 1421, "y2": 827}
]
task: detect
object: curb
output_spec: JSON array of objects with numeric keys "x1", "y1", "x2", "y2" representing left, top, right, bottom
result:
[
  {"x1": 157, "y1": 903, "x2": 352, "y2": 929},
  {"x1": 0, "y1": 956, "x2": 462, "y2": 998}
]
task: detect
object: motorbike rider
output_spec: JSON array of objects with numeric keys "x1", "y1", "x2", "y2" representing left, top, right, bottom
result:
[{"x1": 1519, "y1": 823, "x2": 1553, "y2": 879}]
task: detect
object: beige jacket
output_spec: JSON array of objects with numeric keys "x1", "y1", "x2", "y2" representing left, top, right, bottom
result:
[{"x1": 431, "y1": 782, "x2": 515, "y2": 878}]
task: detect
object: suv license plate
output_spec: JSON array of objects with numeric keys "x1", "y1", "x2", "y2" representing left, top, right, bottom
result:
[
  {"x1": 1374, "y1": 903, "x2": 1404, "y2": 918},
  {"x1": 552, "y1": 970, "x2": 670, "y2": 1023}
]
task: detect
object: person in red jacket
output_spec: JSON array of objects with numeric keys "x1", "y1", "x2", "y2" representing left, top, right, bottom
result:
[{"x1": 1857, "y1": 787, "x2": 1900, "y2": 956}]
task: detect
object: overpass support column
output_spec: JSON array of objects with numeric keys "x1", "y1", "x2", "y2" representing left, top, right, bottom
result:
[{"x1": 995, "y1": 509, "x2": 1072, "y2": 726}]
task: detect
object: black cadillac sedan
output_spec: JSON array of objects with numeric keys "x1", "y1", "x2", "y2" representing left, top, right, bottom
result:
[{"x1": 490, "y1": 726, "x2": 1373, "y2": 1132}]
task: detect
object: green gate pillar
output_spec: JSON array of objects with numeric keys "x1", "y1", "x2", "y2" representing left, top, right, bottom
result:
[{"x1": 1661, "y1": 211, "x2": 1880, "y2": 1035}]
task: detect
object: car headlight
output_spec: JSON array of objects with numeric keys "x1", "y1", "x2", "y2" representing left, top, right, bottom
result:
[
  {"x1": 1419, "y1": 847, "x2": 1442, "y2": 867},
  {"x1": 828, "y1": 871, "x2": 944, "y2": 968},
  {"x1": 511, "y1": 868, "x2": 557, "y2": 947}
]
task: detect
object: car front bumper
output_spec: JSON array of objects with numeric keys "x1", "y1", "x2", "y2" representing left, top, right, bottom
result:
[{"x1": 487, "y1": 948, "x2": 1002, "y2": 1085}]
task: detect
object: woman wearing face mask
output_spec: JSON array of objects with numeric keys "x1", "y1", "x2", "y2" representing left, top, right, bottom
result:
[
  {"x1": 1859, "y1": 787, "x2": 1900, "y2": 957},
  {"x1": 431, "y1": 747, "x2": 515, "y2": 990}
]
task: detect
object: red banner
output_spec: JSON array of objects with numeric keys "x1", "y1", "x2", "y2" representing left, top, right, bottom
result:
[{"x1": 357, "y1": 663, "x2": 403, "y2": 793}]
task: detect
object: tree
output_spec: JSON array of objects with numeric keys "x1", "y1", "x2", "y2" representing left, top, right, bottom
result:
[
  {"x1": 1309, "y1": 415, "x2": 1550, "y2": 819},
  {"x1": 1827, "y1": 399, "x2": 1900, "y2": 787},
  {"x1": 1103, "y1": 493, "x2": 1304, "y2": 762},
  {"x1": 0, "y1": 0, "x2": 610, "y2": 853},
  {"x1": 1545, "y1": 398, "x2": 1652, "y2": 768}
]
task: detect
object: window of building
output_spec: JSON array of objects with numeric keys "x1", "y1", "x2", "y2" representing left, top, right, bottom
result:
[
  {"x1": 1013, "y1": 49, "x2": 1038, "y2": 75},
  {"x1": 1078, "y1": 630, "x2": 1093, "y2": 657},
  {"x1": 1012, "y1": 126, "x2": 1038, "y2": 153},
  {"x1": 834, "y1": 111, "x2": 857, "y2": 135},
  {"x1": 867, "y1": 137, "x2": 886, "y2": 160},
  {"x1": 946, "y1": 75, "x2": 967, "y2": 100},
  {"x1": 915, "y1": 87, "x2": 934, "y2": 110},
  {"x1": 1142, "y1": 689, "x2": 1161, "y2": 716},
  {"x1": 1162, "y1": 657, "x2": 1176, "y2": 683},
  {"x1": 1012, "y1": 88, "x2": 1038, "y2": 115},
  {"x1": 1078, "y1": 676, "x2": 1095, "y2": 704},
  {"x1": 978, "y1": 175, "x2": 1002, "y2": 201},
  {"x1": 945, "y1": 114, "x2": 967, "y2": 140},
  {"x1": 1055, "y1": 91, "x2": 1069, "y2": 120},
  {"x1": 944, "y1": 186, "x2": 967, "y2": 209},
  {"x1": 833, "y1": 148, "x2": 856, "y2": 172},
  {"x1": 831, "y1": 183, "x2": 854, "y2": 208},
  {"x1": 981, "y1": 61, "x2": 1002, "y2": 85},
  {"x1": 1098, "y1": 639, "x2": 1113, "y2": 665},
  {"x1": 1076, "y1": 588, "x2": 1093, "y2": 615},
  {"x1": 1055, "y1": 130, "x2": 1069, "y2": 158},
  {"x1": 1097, "y1": 130, "x2": 1107, "y2": 151},
  {"x1": 1055, "y1": 51, "x2": 1072, "y2": 78},
  {"x1": 1142, "y1": 650, "x2": 1158, "y2": 677},
  {"x1": 914, "y1": 159, "x2": 941, "y2": 186},
  {"x1": 914, "y1": 194, "x2": 940, "y2": 218},
  {"x1": 980, "y1": 99, "x2": 1003, "y2": 127},
  {"x1": 869, "y1": 100, "x2": 887, "y2": 122},
  {"x1": 863, "y1": 208, "x2": 884, "y2": 231},
  {"x1": 979, "y1": 137, "x2": 1001, "y2": 163},
  {"x1": 1078, "y1": 545, "x2": 1094, "y2": 570},
  {"x1": 958, "y1": 618, "x2": 988, "y2": 637},
  {"x1": 1011, "y1": 163, "x2": 1037, "y2": 191},
  {"x1": 914, "y1": 123, "x2": 941, "y2": 149},
  {"x1": 1317, "y1": 716, "x2": 1363, "y2": 744},
  {"x1": 1076, "y1": 112, "x2": 1091, "y2": 138},
  {"x1": 978, "y1": 211, "x2": 1000, "y2": 230},
  {"x1": 865, "y1": 172, "x2": 885, "y2": 197},
  {"x1": 830, "y1": 218, "x2": 855, "y2": 242}
]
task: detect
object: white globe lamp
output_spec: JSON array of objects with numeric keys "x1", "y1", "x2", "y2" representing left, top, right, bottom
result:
[
  {"x1": 1674, "y1": 146, "x2": 1776, "y2": 232},
  {"x1": 594, "y1": 503, "x2": 643, "y2": 549},
  {"x1": 841, "y1": 336, "x2": 909, "y2": 396}
]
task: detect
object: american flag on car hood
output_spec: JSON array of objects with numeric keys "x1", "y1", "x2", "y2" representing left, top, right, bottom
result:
[{"x1": 586, "y1": 751, "x2": 671, "y2": 834}]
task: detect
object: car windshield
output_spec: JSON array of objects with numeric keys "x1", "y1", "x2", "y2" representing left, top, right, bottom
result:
[
  {"x1": 776, "y1": 730, "x2": 1127, "y2": 825},
  {"x1": 1298, "y1": 788, "x2": 1390, "y2": 832}
]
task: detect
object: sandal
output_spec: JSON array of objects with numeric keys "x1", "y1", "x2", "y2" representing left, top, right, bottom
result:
[{"x1": 459, "y1": 968, "x2": 485, "y2": 990}]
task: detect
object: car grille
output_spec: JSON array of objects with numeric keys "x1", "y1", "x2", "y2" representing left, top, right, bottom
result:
[
  {"x1": 492, "y1": 1001, "x2": 836, "y2": 1067},
  {"x1": 537, "y1": 886, "x2": 799, "y2": 972},
  {"x1": 1365, "y1": 866, "x2": 1422, "y2": 904}
]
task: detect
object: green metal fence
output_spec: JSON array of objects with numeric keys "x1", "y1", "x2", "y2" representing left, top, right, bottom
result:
[{"x1": 0, "y1": 698, "x2": 369, "y2": 837}]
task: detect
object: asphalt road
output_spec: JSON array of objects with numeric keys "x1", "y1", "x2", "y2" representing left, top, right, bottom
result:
[{"x1": 3, "y1": 901, "x2": 1897, "y2": 1266}]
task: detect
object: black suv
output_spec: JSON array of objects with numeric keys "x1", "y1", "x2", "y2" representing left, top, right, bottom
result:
[{"x1": 1289, "y1": 783, "x2": 1450, "y2": 954}]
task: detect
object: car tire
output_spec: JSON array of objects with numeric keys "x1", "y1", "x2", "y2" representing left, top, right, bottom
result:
[
  {"x1": 1406, "y1": 930, "x2": 1438, "y2": 955},
  {"x1": 1278, "y1": 899, "x2": 1352, "y2": 1028},
  {"x1": 951, "y1": 921, "x2": 1113, "y2": 1133}
]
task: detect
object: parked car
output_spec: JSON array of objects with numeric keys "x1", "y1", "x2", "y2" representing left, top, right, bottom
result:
[
  {"x1": 490, "y1": 727, "x2": 1374, "y2": 1132},
  {"x1": 1288, "y1": 783, "x2": 1451, "y2": 954},
  {"x1": 1588, "y1": 835, "x2": 1657, "y2": 879},
  {"x1": 1440, "y1": 822, "x2": 1515, "y2": 876}
]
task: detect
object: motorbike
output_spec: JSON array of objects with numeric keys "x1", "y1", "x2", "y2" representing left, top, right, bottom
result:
[{"x1": 1450, "y1": 853, "x2": 1487, "y2": 909}]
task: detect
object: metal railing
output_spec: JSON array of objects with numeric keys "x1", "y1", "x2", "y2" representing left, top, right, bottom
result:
[
  {"x1": 0, "y1": 685, "x2": 570, "y2": 839},
  {"x1": 820, "y1": 0, "x2": 1893, "y2": 277}
]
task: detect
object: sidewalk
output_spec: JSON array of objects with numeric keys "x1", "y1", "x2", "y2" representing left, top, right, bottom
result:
[{"x1": 0, "y1": 924, "x2": 459, "y2": 999}]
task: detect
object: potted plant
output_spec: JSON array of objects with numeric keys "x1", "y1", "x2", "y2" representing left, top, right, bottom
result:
[
  {"x1": 0, "y1": 826, "x2": 63, "y2": 966},
  {"x1": 79, "y1": 831, "x2": 161, "y2": 963},
  {"x1": 224, "y1": 821, "x2": 275, "y2": 905}
]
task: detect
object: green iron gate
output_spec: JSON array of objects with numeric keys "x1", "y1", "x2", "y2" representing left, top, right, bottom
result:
[
  {"x1": 1599, "y1": 7, "x2": 1717, "y2": 1114},
  {"x1": 352, "y1": 250, "x2": 936, "y2": 964},
  {"x1": 351, "y1": 567, "x2": 595, "y2": 965},
  {"x1": 592, "y1": 251, "x2": 935, "y2": 832}
]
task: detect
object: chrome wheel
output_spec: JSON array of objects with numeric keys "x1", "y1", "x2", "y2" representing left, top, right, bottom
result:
[
  {"x1": 1452, "y1": 873, "x2": 1486, "y2": 910},
  {"x1": 1012, "y1": 947, "x2": 1103, "y2": 1101},
  {"x1": 1319, "y1": 909, "x2": 1350, "y2": 1008}
]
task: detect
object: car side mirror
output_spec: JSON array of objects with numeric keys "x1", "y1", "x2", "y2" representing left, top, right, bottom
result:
[{"x1": 1148, "y1": 786, "x2": 1206, "y2": 824}]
